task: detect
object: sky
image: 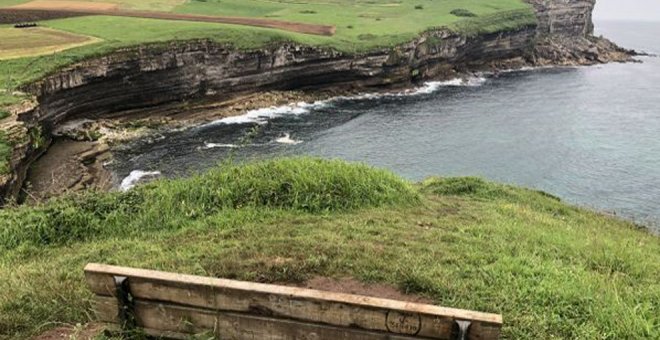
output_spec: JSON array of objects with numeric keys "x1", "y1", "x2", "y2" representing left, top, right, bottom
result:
[{"x1": 594, "y1": 0, "x2": 660, "y2": 21}]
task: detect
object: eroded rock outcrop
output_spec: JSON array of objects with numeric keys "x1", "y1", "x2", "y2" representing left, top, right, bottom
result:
[
  {"x1": 527, "y1": 0, "x2": 597, "y2": 36},
  {"x1": 0, "y1": 0, "x2": 634, "y2": 204},
  {"x1": 526, "y1": 0, "x2": 635, "y2": 65}
]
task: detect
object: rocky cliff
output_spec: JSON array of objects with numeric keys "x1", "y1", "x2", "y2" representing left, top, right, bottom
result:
[
  {"x1": 527, "y1": 0, "x2": 596, "y2": 36},
  {"x1": 0, "y1": 0, "x2": 633, "y2": 204}
]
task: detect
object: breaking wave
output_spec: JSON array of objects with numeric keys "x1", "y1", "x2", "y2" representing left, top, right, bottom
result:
[
  {"x1": 275, "y1": 133, "x2": 303, "y2": 145},
  {"x1": 204, "y1": 76, "x2": 489, "y2": 127},
  {"x1": 201, "y1": 142, "x2": 240, "y2": 149},
  {"x1": 120, "y1": 170, "x2": 162, "y2": 191}
]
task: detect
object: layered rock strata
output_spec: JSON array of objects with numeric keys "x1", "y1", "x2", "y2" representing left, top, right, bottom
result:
[{"x1": 0, "y1": 0, "x2": 634, "y2": 204}]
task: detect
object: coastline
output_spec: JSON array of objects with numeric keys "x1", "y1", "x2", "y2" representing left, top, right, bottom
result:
[
  {"x1": 0, "y1": 1, "x2": 638, "y2": 205},
  {"x1": 17, "y1": 56, "x2": 641, "y2": 204}
]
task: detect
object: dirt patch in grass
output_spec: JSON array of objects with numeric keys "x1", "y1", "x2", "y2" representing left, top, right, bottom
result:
[
  {"x1": 0, "y1": 8, "x2": 88, "y2": 23},
  {"x1": 8, "y1": 1, "x2": 336, "y2": 36},
  {"x1": 33, "y1": 323, "x2": 106, "y2": 340},
  {"x1": 300, "y1": 276, "x2": 433, "y2": 304}
]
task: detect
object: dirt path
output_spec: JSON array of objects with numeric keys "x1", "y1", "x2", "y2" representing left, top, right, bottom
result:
[{"x1": 6, "y1": 0, "x2": 336, "y2": 36}]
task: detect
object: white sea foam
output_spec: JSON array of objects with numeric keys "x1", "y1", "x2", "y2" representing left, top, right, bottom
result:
[
  {"x1": 120, "y1": 170, "x2": 161, "y2": 191},
  {"x1": 206, "y1": 101, "x2": 329, "y2": 126},
  {"x1": 409, "y1": 77, "x2": 487, "y2": 95},
  {"x1": 202, "y1": 76, "x2": 489, "y2": 127},
  {"x1": 275, "y1": 133, "x2": 302, "y2": 145},
  {"x1": 202, "y1": 142, "x2": 240, "y2": 149}
]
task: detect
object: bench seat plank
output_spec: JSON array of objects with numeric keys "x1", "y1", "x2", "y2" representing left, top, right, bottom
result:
[{"x1": 85, "y1": 263, "x2": 502, "y2": 339}]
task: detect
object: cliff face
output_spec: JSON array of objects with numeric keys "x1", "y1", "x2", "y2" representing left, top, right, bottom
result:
[
  {"x1": 0, "y1": 0, "x2": 632, "y2": 204},
  {"x1": 24, "y1": 28, "x2": 535, "y2": 128},
  {"x1": 526, "y1": 0, "x2": 596, "y2": 36}
]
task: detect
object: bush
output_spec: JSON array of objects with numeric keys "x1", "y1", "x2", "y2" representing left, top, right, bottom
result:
[
  {"x1": 0, "y1": 110, "x2": 9, "y2": 120},
  {"x1": 450, "y1": 8, "x2": 477, "y2": 17},
  {"x1": 414, "y1": 5, "x2": 423, "y2": 10}
]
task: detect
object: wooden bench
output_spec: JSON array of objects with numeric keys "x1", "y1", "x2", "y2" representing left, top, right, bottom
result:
[{"x1": 85, "y1": 263, "x2": 502, "y2": 339}]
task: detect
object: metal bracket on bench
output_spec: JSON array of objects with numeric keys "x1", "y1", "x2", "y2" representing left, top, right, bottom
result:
[
  {"x1": 453, "y1": 320, "x2": 472, "y2": 340},
  {"x1": 114, "y1": 275, "x2": 137, "y2": 332}
]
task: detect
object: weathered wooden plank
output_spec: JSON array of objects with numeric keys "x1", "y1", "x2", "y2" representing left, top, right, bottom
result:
[
  {"x1": 93, "y1": 295, "x2": 119, "y2": 324},
  {"x1": 93, "y1": 296, "x2": 435, "y2": 340},
  {"x1": 86, "y1": 263, "x2": 502, "y2": 339}
]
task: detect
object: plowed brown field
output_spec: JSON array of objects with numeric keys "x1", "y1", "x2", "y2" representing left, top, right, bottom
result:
[{"x1": 4, "y1": 0, "x2": 336, "y2": 36}]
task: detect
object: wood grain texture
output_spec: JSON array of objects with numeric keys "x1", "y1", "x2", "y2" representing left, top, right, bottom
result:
[
  {"x1": 86, "y1": 263, "x2": 502, "y2": 340},
  {"x1": 94, "y1": 296, "x2": 433, "y2": 340}
]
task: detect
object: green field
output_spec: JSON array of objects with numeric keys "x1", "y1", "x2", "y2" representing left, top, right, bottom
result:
[
  {"x1": 0, "y1": 0, "x2": 536, "y2": 93},
  {"x1": 0, "y1": 158, "x2": 658, "y2": 339},
  {"x1": 0, "y1": 27, "x2": 99, "y2": 60},
  {"x1": 0, "y1": 0, "x2": 537, "y2": 52}
]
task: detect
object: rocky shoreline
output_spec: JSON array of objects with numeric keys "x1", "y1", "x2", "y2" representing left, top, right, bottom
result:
[
  {"x1": 0, "y1": 0, "x2": 637, "y2": 205},
  {"x1": 20, "y1": 90, "x2": 346, "y2": 202}
]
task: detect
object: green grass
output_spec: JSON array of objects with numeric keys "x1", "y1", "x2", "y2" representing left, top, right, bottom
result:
[
  {"x1": 1, "y1": 158, "x2": 658, "y2": 339},
  {"x1": 0, "y1": 92, "x2": 23, "y2": 107},
  {"x1": 3, "y1": 0, "x2": 186, "y2": 11},
  {"x1": 0, "y1": 0, "x2": 536, "y2": 106},
  {"x1": 0, "y1": 18, "x2": 300, "y2": 87},
  {"x1": 0, "y1": 27, "x2": 99, "y2": 60},
  {"x1": 0, "y1": 130, "x2": 9, "y2": 175},
  {"x1": 0, "y1": 0, "x2": 536, "y2": 53},
  {"x1": 0, "y1": 158, "x2": 418, "y2": 250},
  {"x1": 173, "y1": 0, "x2": 534, "y2": 46}
]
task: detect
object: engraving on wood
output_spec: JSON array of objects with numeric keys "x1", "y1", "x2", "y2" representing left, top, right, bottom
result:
[
  {"x1": 85, "y1": 263, "x2": 503, "y2": 339},
  {"x1": 386, "y1": 311, "x2": 422, "y2": 335}
]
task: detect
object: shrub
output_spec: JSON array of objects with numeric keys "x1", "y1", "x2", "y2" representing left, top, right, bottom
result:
[
  {"x1": 414, "y1": 5, "x2": 424, "y2": 10},
  {"x1": 0, "y1": 110, "x2": 9, "y2": 120},
  {"x1": 450, "y1": 9, "x2": 478, "y2": 17}
]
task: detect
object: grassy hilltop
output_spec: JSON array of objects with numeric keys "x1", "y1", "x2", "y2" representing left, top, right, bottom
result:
[
  {"x1": 1, "y1": 158, "x2": 659, "y2": 339},
  {"x1": 3, "y1": 3, "x2": 656, "y2": 339}
]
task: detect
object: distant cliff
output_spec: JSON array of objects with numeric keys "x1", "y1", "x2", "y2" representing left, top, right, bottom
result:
[{"x1": 0, "y1": 0, "x2": 633, "y2": 204}]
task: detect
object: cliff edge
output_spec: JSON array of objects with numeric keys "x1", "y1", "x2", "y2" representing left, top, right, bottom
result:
[{"x1": 0, "y1": 0, "x2": 635, "y2": 204}]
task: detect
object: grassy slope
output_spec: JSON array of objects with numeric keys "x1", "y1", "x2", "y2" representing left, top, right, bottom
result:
[{"x1": 1, "y1": 158, "x2": 658, "y2": 339}]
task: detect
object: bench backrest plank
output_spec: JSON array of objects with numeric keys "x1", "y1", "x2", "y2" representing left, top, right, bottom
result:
[{"x1": 85, "y1": 263, "x2": 502, "y2": 339}]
